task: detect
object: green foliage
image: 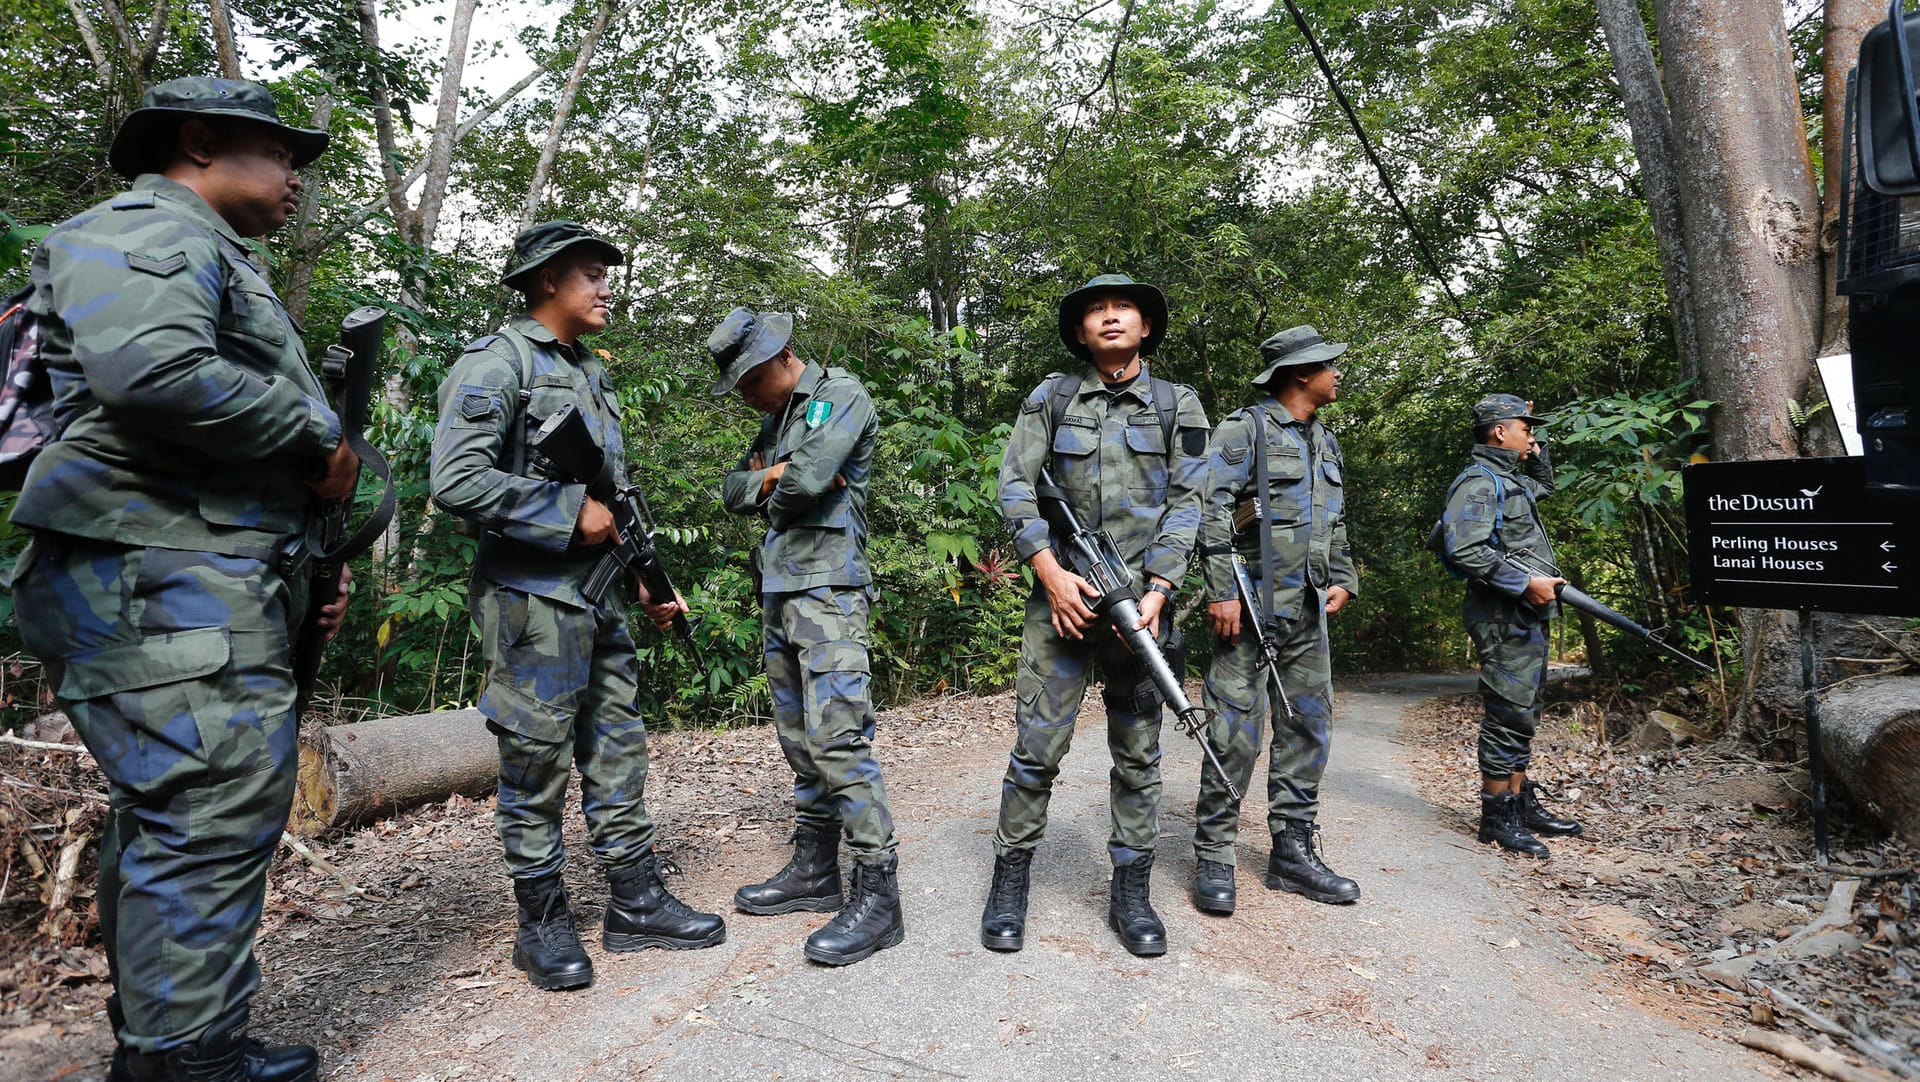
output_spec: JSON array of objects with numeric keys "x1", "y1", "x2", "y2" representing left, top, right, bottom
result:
[{"x1": 0, "y1": 0, "x2": 1752, "y2": 726}]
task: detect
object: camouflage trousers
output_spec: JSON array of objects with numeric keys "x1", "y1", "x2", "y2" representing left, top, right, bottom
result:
[
  {"x1": 12, "y1": 534, "x2": 307, "y2": 1054},
  {"x1": 1467, "y1": 618, "x2": 1549, "y2": 778},
  {"x1": 762, "y1": 586, "x2": 896, "y2": 864},
  {"x1": 1194, "y1": 593, "x2": 1334, "y2": 863},
  {"x1": 472, "y1": 582, "x2": 655, "y2": 880},
  {"x1": 993, "y1": 593, "x2": 1163, "y2": 866}
]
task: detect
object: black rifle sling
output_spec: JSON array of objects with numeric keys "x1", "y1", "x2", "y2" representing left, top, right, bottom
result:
[
  {"x1": 1252, "y1": 405, "x2": 1277, "y2": 634},
  {"x1": 500, "y1": 326, "x2": 539, "y2": 478}
]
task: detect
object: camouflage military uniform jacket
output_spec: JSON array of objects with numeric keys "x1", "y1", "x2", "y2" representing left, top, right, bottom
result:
[
  {"x1": 720, "y1": 363, "x2": 874, "y2": 594},
  {"x1": 431, "y1": 316, "x2": 624, "y2": 608},
  {"x1": 999, "y1": 367, "x2": 1209, "y2": 591},
  {"x1": 10, "y1": 175, "x2": 340, "y2": 558},
  {"x1": 1200, "y1": 398, "x2": 1357, "y2": 623},
  {"x1": 1441, "y1": 443, "x2": 1558, "y2": 624}
]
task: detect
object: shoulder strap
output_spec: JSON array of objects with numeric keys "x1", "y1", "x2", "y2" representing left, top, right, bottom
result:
[
  {"x1": 1149, "y1": 375, "x2": 1177, "y2": 450},
  {"x1": 1252, "y1": 406, "x2": 1276, "y2": 627},
  {"x1": 1479, "y1": 464, "x2": 1506, "y2": 550},
  {"x1": 495, "y1": 326, "x2": 539, "y2": 476},
  {"x1": 1045, "y1": 371, "x2": 1080, "y2": 439}
]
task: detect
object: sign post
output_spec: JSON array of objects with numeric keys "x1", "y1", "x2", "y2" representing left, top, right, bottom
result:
[{"x1": 1684, "y1": 456, "x2": 1920, "y2": 863}]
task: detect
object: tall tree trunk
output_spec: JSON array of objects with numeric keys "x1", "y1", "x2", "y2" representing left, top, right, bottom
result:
[
  {"x1": 133, "y1": 0, "x2": 169, "y2": 86},
  {"x1": 1818, "y1": 0, "x2": 1886, "y2": 356},
  {"x1": 281, "y1": 89, "x2": 335, "y2": 326},
  {"x1": 415, "y1": 0, "x2": 479, "y2": 255},
  {"x1": 207, "y1": 0, "x2": 241, "y2": 79},
  {"x1": 356, "y1": 0, "x2": 415, "y2": 246},
  {"x1": 1595, "y1": 0, "x2": 1701, "y2": 382},
  {"x1": 519, "y1": 0, "x2": 617, "y2": 228},
  {"x1": 64, "y1": 0, "x2": 113, "y2": 82},
  {"x1": 1643, "y1": 0, "x2": 1825, "y2": 752}
]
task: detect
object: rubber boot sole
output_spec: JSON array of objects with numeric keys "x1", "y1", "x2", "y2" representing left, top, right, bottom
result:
[
  {"x1": 1477, "y1": 829, "x2": 1551, "y2": 858},
  {"x1": 803, "y1": 924, "x2": 905, "y2": 966},
  {"x1": 1108, "y1": 912, "x2": 1168, "y2": 956},
  {"x1": 1263, "y1": 871, "x2": 1361, "y2": 905},
  {"x1": 734, "y1": 892, "x2": 843, "y2": 915},
  {"x1": 603, "y1": 925, "x2": 727, "y2": 952},
  {"x1": 1192, "y1": 885, "x2": 1236, "y2": 915},
  {"x1": 980, "y1": 926, "x2": 1025, "y2": 951},
  {"x1": 512, "y1": 946, "x2": 593, "y2": 990}
]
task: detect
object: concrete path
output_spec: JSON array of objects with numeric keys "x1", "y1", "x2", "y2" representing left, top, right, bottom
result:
[{"x1": 333, "y1": 675, "x2": 1772, "y2": 1081}]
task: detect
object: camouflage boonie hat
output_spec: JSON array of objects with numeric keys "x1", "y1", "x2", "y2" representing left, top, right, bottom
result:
[
  {"x1": 1472, "y1": 393, "x2": 1548, "y2": 427},
  {"x1": 1057, "y1": 273, "x2": 1169, "y2": 361},
  {"x1": 706, "y1": 307, "x2": 794, "y2": 396},
  {"x1": 500, "y1": 221, "x2": 625, "y2": 290},
  {"x1": 1250, "y1": 325, "x2": 1348, "y2": 388},
  {"x1": 109, "y1": 77, "x2": 330, "y2": 179}
]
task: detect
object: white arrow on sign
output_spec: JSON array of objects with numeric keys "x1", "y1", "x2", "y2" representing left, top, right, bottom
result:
[
  {"x1": 1884, "y1": 540, "x2": 1899, "y2": 552},
  {"x1": 1885, "y1": 562, "x2": 1901, "y2": 573}
]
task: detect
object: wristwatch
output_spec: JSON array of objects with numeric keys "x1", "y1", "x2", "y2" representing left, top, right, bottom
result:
[{"x1": 1147, "y1": 581, "x2": 1175, "y2": 599}]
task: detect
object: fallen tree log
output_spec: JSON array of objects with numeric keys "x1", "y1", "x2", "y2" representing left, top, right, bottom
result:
[
  {"x1": 291, "y1": 709, "x2": 498, "y2": 834},
  {"x1": 1821, "y1": 676, "x2": 1920, "y2": 847}
]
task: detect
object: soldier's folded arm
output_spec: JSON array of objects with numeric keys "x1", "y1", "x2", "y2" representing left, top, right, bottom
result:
[
  {"x1": 1443, "y1": 478, "x2": 1530, "y2": 596},
  {"x1": 51, "y1": 231, "x2": 338, "y2": 461},
  {"x1": 1330, "y1": 467, "x2": 1359, "y2": 597},
  {"x1": 764, "y1": 384, "x2": 872, "y2": 528},
  {"x1": 429, "y1": 349, "x2": 585, "y2": 552}
]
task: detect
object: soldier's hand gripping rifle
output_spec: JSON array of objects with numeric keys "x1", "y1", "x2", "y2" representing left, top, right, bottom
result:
[
  {"x1": 1507, "y1": 551, "x2": 1714, "y2": 675},
  {"x1": 1035, "y1": 468, "x2": 1240, "y2": 800},
  {"x1": 530, "y1": 402, "x2": 707, "y2": 673},
  {"x1": 1225, "y1": 552, "x2": 1298, "y2": 723},
  {"x1": 291, "y1": 306, "x2": 398, "y2": 720}
]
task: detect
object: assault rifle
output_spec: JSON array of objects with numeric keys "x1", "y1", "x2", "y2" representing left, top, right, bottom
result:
[
  {"x1": 1225, "y1": 552, "x2": 1298, "y2": 722},
  {"x1": 1508, "y1": 551, "x2": 1714, "y2": 675},
  {"x1": 530, "y1": 402, "x2": 706, "y2": 672},
  {"x1": 1034, "y1": 468, "x2": 1239, "y2": 799},
  {"x1": 292, "y1": 305, "x2": 398, "y2": 720}
]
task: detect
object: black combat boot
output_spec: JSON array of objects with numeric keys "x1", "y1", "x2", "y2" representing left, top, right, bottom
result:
[
  {"x1": 511, "y1": 873, "x2": 594, "y2": 990},
  {"x1": 803, "y1": 854, "x2": 905, "y2": 965},
  {"x1": 1107, "y1": 855, "x2": 1167, "y2": 956},
  {"x1": 1192, "y1": 858, "x2": 1236, "y2": 915},
  {"x1": 1266, "y1": 820, "x2": 1361, "y2": 904},
  {"x1": 1478, "y1": 792, "x2": 1550, "y2": 858},
  {"x1": 735, "y1": 824, "x2": 843, "y2": 914},
  {"x1": 1519, "y1": 780, "x2": 1584, "y2": 837},
  {"x1": 120, "y1": 1013, "x2": 313, "y2": 1082},
  {"x1": 980, "y1": 848, "x2": 1033, "y2": 951},
  {"x1": 604, "y1": 855, "x2": 727, "y2": 951},
  {"x1": 111, "y1": 1001, "x2": 316, "y2": 1082}
]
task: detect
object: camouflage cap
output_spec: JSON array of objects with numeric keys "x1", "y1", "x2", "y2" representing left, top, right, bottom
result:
[
  {"x1": 500, "y1": 221, "x2": 625, "y2": 290},
  {"x1": 706, "y1": 307, "x2": 794, "y2": 395},
  {"x1": 1057, "y1": 273, "x2": 1169, "y2": 361},
  {"x1": 1250, "y1": 325, "x2": 1348, "y2": 388},
  {"x1": 109, "y1": 77, "x2": 330, "y2": 179},
  {"x1": 1473, "y1": 393, "x2": 1548, "y2": 427}
]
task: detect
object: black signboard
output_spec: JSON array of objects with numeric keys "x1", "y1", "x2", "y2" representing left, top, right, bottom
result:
[{"x1": 1684, "y1": 456, "x2": 1920, "y2": 616}]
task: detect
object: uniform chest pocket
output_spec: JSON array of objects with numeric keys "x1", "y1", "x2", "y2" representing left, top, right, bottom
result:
[
  {"x1": 1123, "y1": 418, "x2": 1167, "y2": 456},
  {"x1": 1124, "y1": 417, "x2": 1169, "y2": 503},
  {"x1": 524, "y1": 373, "x2": 577, "y2": 424},
  {"x1": 1263, "y1": 444, "x2": 1307, "y2": 482},
  {"x1": 220, "y1": 283, "x2": 289, "y2": 349}
]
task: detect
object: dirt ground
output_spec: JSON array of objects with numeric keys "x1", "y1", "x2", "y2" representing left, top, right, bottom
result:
[
  {"x1": 1, "y1": 675, "x2": 1914, "y2": 1080},
  {"x1": 1400, "y1": 676, "x2": 1920, "y2": 1081}
]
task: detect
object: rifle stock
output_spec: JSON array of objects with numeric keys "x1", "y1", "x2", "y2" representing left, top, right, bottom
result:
[
  {"x1": 292, "y1": 305, "x2": 397, "y2": 721},
  {"x1": 1035, "y1": 468, "x2": 1240, "y2": 800}
]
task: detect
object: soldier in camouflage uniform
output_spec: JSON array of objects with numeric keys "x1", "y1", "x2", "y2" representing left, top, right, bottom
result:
[
  {"x1": 7, "y1": 78, "x2": 353, "y2": 1081},
  {"x1": 1192, "y1": 327, "x2": 1361, "y2": 913},
  {"x1": 712, "y1": 307, "x2": 904, "y2": 966},
  {"x1": 1437, "y1": 393, "x2": 1583, "y2": 858},
  {"x1": 979, "y1": 274, "x2": 1210, "y2": 958},
  {"x1": 431, "y1": 222, "x2": 724, "y2": 993}
]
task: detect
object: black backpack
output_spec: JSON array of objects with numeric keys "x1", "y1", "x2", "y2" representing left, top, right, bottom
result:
[{"x1": 0, "y1": 284, "x2": 54, "y2": 490}]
